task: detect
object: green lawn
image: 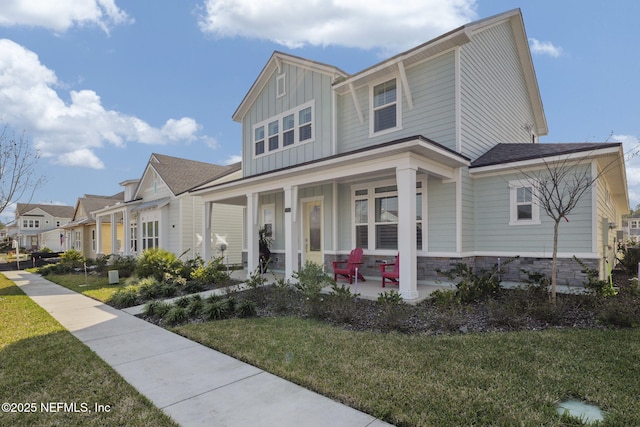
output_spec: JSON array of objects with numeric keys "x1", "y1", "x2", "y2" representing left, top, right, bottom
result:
[
  {"x1": 174, "y1": 317, "x2": 640, "y2": 426},
  {"x1": 41, "y1": 272, "x2": 125, "y2": 302},
  {"x1": 0, "y1": 274, "x2": 177, "y2": 426}
]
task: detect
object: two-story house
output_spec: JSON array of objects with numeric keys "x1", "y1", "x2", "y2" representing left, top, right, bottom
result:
[
  {"x1": 192, "y1": 9, "x2": 629, "y2": 299},
  {"x1": 92, "y1": 153, "x2": 244, "y2": 264},
  {"x1": 11, "y1": 203, "x2": 74, "y2": 250}
]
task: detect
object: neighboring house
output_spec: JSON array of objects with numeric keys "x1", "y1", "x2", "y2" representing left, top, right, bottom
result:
[
  {"x1": 92, "y1": 153, "x2": 243, "y2": 264},
  {"x1": 62, "y1": 193, "x2": 125, "y2": 259},
  {"x1": 623, "y1": 214, "x2": 640, "y2": 239},
  {"x1": 191, "y1": 9, "x2": 629, "y2": 299},
  {"x1": 10, "y1": 203, "x2": 74, "y2": 250}
]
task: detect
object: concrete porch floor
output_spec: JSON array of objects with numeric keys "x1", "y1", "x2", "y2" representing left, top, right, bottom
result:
[{"x1": 229, "y1": 269, "x2": 452, "y2": 304}]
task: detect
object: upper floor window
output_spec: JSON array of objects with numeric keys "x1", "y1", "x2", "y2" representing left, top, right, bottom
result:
[
  {"x1": 371, "y1": 78, "x2": 400, "y2": 135},
  {"x1": 253, "y1": 101, "x2": 315, "y2": 158},
  {"x1": 509, "y1": 180, "x2": 540, "y2": 225},
  {"x1": 22, "y1": 219, "x2": 40, "y2": 229}
]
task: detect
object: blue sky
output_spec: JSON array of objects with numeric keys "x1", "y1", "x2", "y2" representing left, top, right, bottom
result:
[{"x1": 0, "y1": 0, "x2": 638, "y2": 223}]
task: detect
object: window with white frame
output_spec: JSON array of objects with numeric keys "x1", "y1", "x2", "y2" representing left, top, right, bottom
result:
[
  {"x1": 142, "y1": 219, "x2": 159, "y2": 250},
  {"x1": 371, "y1": 78, "x2": 400, "y2": 135},
  {"x1": 22, "y1": 219, "x2": 40, "y2": 229},
  {"x1": 262, "y1": 204, "x2": 275, "y2": 239},
  {"x1": 130, "y1": 221, "x2": 138, "y2": 253},
  {"x1": 509, "y1": 180, "x2": 540, "y2": 225},
  {"x1": 253, "y1": 101, "x2": 314, "y2": 158},
  {"x1": 353, "y1": 181, "x2": 423, "y2": 250},
  {"x1": 74, "y1": 231, "x2": 82, "y2": 250}
]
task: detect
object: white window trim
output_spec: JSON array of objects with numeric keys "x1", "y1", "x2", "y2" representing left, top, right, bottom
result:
[
  {"x1": 252, "y1": 100, "x2": 315, "y2": 159},
  {"x1": 351, "y1": 178, "x2": 424, "y2": 251},
  {"x1": 509, "y1": 179, "x2": 541, "y2": 226},
  {"x1": 369, "y1": 76, "x2": 402, "y2": 137}
]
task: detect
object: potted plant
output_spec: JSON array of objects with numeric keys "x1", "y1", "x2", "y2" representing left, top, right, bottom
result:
[{"x1": 258, "y1": 226, "x2": 272, "y2": 272}]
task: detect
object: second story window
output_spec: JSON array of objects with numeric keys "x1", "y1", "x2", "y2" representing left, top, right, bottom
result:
[
  {"x1": 372, "y1": 78, "x2": 398, "y2": 134},
  {"x1": 252, "y1": 101, "x2": 315, "y2": 158},
  {"x1": 255, "y1": 126, "x2": 265, "y2": 155},
  {"x1": 268, "y1": 120, "x2": 279, "y2": 151}
]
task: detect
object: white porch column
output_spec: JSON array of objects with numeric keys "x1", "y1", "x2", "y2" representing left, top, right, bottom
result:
[
  {"x1": 284, "y1": 185, "x2": 299, "y2": 280},
  {"x1": 202, "y1": 202, "x2": 213, "y2": 261},
  {"x1": 110, "y1": 213, "x2": 118, "y2": 254},
  {"x1": 123, "y1": 210, "x2": 131, "y2": 255},
  {"x1": 95, "y1": 215, "x2": 103, "y2": 255},
  {"x1": 246, "y1": 193, "x2": 260, "y2": 276},
  {"x1": 396, "y1": 165, "x2": 419, "y2": 300}
]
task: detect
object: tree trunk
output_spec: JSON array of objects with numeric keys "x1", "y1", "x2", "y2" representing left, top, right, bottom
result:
[{"x1": 551, "y1": 220, "x2": 560, "y2": 305}]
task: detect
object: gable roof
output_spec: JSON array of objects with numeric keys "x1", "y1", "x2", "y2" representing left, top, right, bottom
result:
[
  {"x1": 142, "y1": 153, "x2": 241, "y2": 197},
  {"x1": 15, "y1": 203, "x2": 75, "y2": 219},
  {"x1": 470, "y1": 143, "x2": 622, "y2": 169},
  {"x1": 73, "y1": 193, "x2": 124, "y2": 221},
  {"x1": 232, "y1": 51, "x2": 349, "y2": 122}
]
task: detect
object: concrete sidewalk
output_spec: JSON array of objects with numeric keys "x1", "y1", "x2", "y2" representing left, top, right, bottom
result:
[{"x1": 5, "y1": 270, "x2": 392, "y2": 427}]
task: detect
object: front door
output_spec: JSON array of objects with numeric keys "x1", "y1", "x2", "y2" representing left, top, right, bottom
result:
[{"x1": 304, "y1": 200, "x2": 323, "y2": 265}]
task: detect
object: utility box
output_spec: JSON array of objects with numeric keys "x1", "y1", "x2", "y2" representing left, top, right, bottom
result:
[{"x1": 108, "y1": 270, "x2": 120, "y2": 284}]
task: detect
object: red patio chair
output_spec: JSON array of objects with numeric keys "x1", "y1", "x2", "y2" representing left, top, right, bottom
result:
[
  {"x1": 332, "y1": 248, "x2": 365, "y2": 284},
  {"x1": 380, "y1": 253, "x2": 399, "y2": 287}
]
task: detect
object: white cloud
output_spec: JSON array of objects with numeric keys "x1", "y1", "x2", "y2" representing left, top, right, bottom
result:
[
  {"x1": 528, "y1": 38, "x2": 563, "y2": 58},
  {"x1": 199, "y1": 0, "x2": 478, "y2": 53},
  {"x1": 0, "y1": 0, "x2": 132, "y2": 33},
  {"x1": 224, "y1": 154, "x2": 242, "y2": 165},
  {"x1": 0, "y1": 39, "x2": 205, "y2": 169}
]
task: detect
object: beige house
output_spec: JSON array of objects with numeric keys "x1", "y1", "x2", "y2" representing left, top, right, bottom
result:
[{"x1": 62, "y1": 193, "x2": 125, "y2": 259}]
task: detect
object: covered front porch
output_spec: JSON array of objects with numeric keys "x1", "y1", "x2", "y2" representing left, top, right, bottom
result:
[{"x1": 195, "y1": 137, "x2": 469, "y2": 301}]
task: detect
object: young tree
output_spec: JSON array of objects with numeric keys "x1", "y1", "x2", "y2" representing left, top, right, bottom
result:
[
  {"x1": 0, "y1": 124, "x2": 46, "y2": 216},
  {"x1": 517, "y1": 146, "x2": 626, "y2": 304}
]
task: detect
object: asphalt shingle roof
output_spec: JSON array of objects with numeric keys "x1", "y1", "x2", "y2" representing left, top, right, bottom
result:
[
  {"x1": 470, "y1": 143, "x2": 621, "y2": 168},
  {"x1": 15, "y1": 203, "x2": 75, "y2": 218},
  {"x1": 149, "y1": 153, "x2": 241, "y2": 196}
]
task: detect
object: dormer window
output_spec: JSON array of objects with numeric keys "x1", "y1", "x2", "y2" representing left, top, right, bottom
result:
[{"x1": 371, "y1": 78, "x2": 400, "y2": 135}]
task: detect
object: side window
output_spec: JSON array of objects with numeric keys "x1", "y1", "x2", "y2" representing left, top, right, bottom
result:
[{"x1": 509, "y1": 181, "x2": 540, "y2": 225}]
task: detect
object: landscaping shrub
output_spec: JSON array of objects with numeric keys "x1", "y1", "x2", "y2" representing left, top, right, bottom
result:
[
  {"x1": 136, "y1": 248, "x2": 182, "y2": 281},
  {"x1": 61, "y1": 249, "x2": 85, "y2": 268},
  {"x1": 110, "y1": 255, "x2": 137, "y2": 278},
  {"x1": 137, "y1": 277, "x2": 163, "y2": 301},
  {"x1": 324, "y1": 283, "x2": 359, "y2": 323},
  {"x1": 235, "y1": 300, "x2": 257, "y2": 318},
  {"x1": 186, "y1": 296, "x2": 205, "y2": 317},
  {"x1": 163, "y1": 306, "x2": 188, "y2": 325},
  {"x1": 190, "y1": 256, "x2": 229, "y2": 285},
  {"x1": 203, "y1": 299, "x2": 232, "y2": 320},
  {"x1": 143, "y1": 300, "x2": 173, "y2": 318},
  {"x1": 108, "y1": 286, "x2": 139, "y2": 308},
  {"x1": 618, "y1": 243, "x2": 640, "y2": 276},
  {"x1": 293, "y1": 261, "x2": 335, "y2": 319},
  {"x1": 573, "y1": 256, "x2": 617, "y2": 298},
  {"x1": 436, "y1": 260, "x2": 507, "y2": 304},
  {"x1": 376, "y1": 290, "x2": 409, "y2": 331}
]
